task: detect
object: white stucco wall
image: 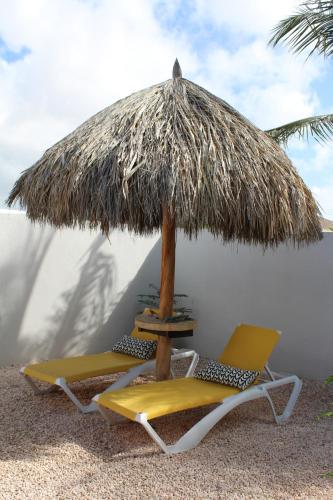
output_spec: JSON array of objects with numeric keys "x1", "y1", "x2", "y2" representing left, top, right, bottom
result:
[
  {"x1": 0, "y1": 211, "x2": 332, "y2": 380},
  {"x1": 176, "y1": 232, "x2": 333, "y2": 381},
  {"x1": 0, "y1": 211, "x2": 159, "y2": 365}
]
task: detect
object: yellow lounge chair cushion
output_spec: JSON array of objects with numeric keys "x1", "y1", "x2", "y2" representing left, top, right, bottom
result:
[
  {"x1": 97, "y1": 377, "x2": 240, "y2": 421},
  {"x1": 22, "y1": 308, "x2": 160, "y2": 385},
  {"x1": 23, "y1": 352, "x2": 145, "y2": 385},
  {"x1": 219, "y1": 324, "x2": 280, "y2": 372}
]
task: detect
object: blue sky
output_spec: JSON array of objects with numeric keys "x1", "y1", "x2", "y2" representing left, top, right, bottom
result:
[
  {"x1": 0, "y1": 37, "x2": 30, "y2": 63},
  {"x1": 0, "y1": 0, "x2": 332, "y2": 217}
]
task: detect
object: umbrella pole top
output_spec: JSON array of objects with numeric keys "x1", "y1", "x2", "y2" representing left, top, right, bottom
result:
[{"x1": 172, "y1": 59, "x2": 182, "y2": 79}]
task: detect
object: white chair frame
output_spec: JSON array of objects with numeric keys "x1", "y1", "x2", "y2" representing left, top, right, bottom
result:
[{"x1": 95, "y1": 366, "x2": 302, "y2": 454}]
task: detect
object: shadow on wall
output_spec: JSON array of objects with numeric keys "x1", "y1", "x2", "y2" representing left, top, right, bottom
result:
[
  {"x1": 1, "y1": 224, "x2": 162, "y2": 364},
  {"x1": 28, "y1": 234, "x2": 117, "y2": 361},
  {"x1": 84, "y1": 238, "x2": 162, "y2": 354},
  {"x1": 0, "y1": 225, "x2": 54, "y2": 363},
  {"x1": 22, "y1": 233, "x2": 162, "y2": 361}
]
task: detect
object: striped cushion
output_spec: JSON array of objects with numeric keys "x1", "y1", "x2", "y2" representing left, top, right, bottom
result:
[
  {"x1": 195, "y1": 360, "x2": 259, "y2": 390},
  {"x1": 112, "y1": 335, "x2": 157, "y2": 360}
]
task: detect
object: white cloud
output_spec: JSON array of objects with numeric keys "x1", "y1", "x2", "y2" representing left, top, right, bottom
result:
[
  {"x1": 312, "y1": 183, "x2": 333, "y2": 219},
  {"x1": 188, "y1": 1, "x2": 323, "y2": 129},
  {"x1": 197, "y1": 40, "x2": 321, "y2": 129},
  {"x1": 193, "y1": 0, "x2": 300, "y2": 37},
  {"x1": 0, "y1": 0, "x2": 329, "y2": 210},
  {"x1": 0, "y1": 0, "x2": 197, "y2": 204},
  {"x1": 297, "y1": 143, "x2": 333, "y2": 219},
  {"x1": 294, "y1": 142, "x2": 333, "y2": 174}
]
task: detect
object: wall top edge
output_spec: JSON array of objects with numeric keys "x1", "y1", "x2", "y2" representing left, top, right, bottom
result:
[{"x1": 0, "y1": 209, "x2": 26, "y2": 215}]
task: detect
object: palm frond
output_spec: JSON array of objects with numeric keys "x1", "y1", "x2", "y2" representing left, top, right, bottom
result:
[
  {"x1": 269, "y1": 0, "x2": 333, "y2": 58},
  {"x1": 266, "y1": 114, "x2": 333, "y2": 145}
]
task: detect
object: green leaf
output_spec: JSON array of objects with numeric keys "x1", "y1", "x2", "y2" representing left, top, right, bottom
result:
[
  {"x1": 319, "y1": 411, "x2": 333, "y2": 418},
  {"x1": 137, "y1": 299, "x2": 159, "y2": 307},
  {"x1": 322, "y1": 470, "x2": 333, "y2": 477},
  {"x1": 269, "y1": 1, "x2": 333, "y2": 59},
  {"x1": 162, "y1": 314, "x2": 192, "y2": 323},
  {"x1": 325, "y1": 375, "x2": 333, "y2": 385},
  {"x1": 266, "y1": 114, "x2": 333, "y2": 146},
  {"x1": 174, "y1": 307, "x2": 192, "y2": 313},
  {"x1": 148, "y1": 283, "x2": 160, "y2": 294},
  {"x1": 137, "y1": 294, "x2": 159, "y2": 299},
  {"x1": 137, "y1": 284, "x2": 192, "y2": 316}
]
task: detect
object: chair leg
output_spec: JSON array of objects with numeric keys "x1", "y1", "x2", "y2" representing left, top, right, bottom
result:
[
  {"x1": 261, "y1": 375, "x2": 302, "y2": 424},
  {"x1": 185, "y1": 352, "x2": 200, "y2": 377},
  {"x1": 20, "y1": 372, "x2": 60, "y2": 395},
  {"x1": 55, "y1": 377, "x2": 98, "y2": 413},
  {"x1": 20, "y1": 362, "x2": 154, "y2": 414},
  {"x1": 97, "y1": 405, "x2": 129, "y2": 426},
  {"x1": 136, "y1": 376, "x2": 302, "y2": 454},
  {"x1": 20, "y1": 371, "x2": 97, "y2": 413},
  {"x1": 99, "y1": 362, "x2": 156, "y2": 396},
  {"x1": 136, "y1": 387, "x2": 265, "y2": 455},
  {"x1": 138, "y1": 417, "x2": 170, "y2": 454}
]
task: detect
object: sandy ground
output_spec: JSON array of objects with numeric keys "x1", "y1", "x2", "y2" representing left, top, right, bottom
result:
[{"x1": 0, "y1": 361, "x2": 332, "y2": 500}]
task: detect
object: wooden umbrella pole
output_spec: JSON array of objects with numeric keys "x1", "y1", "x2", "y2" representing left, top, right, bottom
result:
[{"x1": 156, "y1": 205, "x2": 176, "y2": 380}]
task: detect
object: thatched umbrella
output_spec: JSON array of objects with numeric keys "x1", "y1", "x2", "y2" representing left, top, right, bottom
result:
[{"x1": 8, "y1": 60, "x2": 321, "y2": 380}]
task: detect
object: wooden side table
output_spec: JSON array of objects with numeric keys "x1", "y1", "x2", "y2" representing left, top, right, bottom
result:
[{"x1": 135, "y1": 313, "x2": 197, "y2": 338}]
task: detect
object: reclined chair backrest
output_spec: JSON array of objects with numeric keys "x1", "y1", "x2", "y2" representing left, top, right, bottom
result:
[{"x1": 219, "y1": 324, "x2": 280, "y2": 372}]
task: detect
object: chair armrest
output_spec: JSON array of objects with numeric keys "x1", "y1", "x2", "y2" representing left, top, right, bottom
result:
[{"x1": 170, "y1": 349, "x2": 199, "y2": 377}]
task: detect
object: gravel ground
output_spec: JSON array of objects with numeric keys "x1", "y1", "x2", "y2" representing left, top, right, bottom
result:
[{"x1": 0, "y1": 361, "x2": 332, "y2": 500}]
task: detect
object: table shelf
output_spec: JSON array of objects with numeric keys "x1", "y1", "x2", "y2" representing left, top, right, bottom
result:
[{"x1": 135, "y1": 313, "x2": 197, "y2": 338}]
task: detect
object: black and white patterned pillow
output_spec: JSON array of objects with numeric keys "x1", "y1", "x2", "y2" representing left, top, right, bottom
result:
[
  {"x1": 195, "y1": 360, "x2": 259, "y2": 390},
  {"x1": 112, "y1": 335, "x2": 157, "y2": 360}
]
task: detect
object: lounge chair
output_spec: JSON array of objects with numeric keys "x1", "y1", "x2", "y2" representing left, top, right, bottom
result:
[
  {"x1": 20, "y1": 309, "x2": 198, "y2": 413},
  {"x1": 93, "y1": 323, "x2": 302, "y2": 454}
]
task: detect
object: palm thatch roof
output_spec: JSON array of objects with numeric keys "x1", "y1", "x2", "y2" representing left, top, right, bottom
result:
[{"x1": 8, "y1": 60, "x2": 321, "y2": 246}]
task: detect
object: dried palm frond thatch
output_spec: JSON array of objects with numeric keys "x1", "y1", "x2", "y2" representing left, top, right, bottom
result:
[{"x1": 8, "y1": 61, "x2": 321, "y2": 246}]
